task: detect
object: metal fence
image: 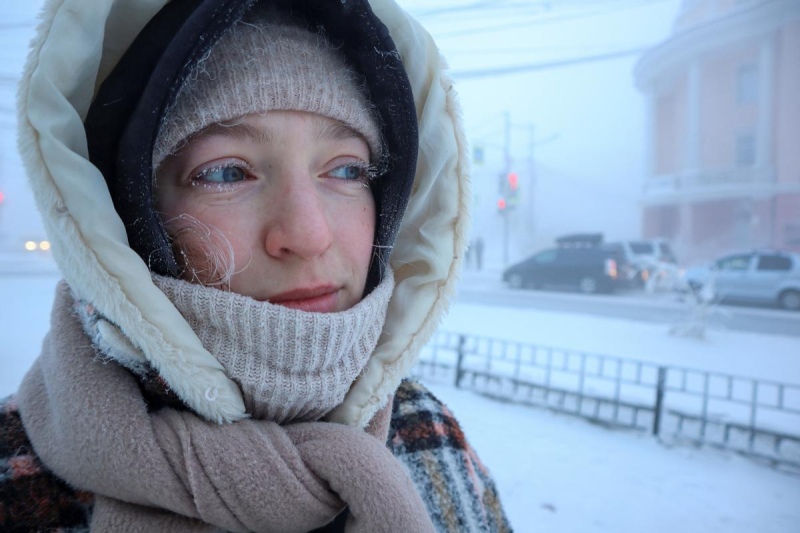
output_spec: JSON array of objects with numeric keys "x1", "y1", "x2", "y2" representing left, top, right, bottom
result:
[{"x1": 411, "y1": 331, "x2": 800, "y2": 473}]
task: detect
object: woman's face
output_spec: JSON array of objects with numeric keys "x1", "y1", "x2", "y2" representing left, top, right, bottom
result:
[{"x1": 155, "y1": 111, "x2": 376, "y2": 313}]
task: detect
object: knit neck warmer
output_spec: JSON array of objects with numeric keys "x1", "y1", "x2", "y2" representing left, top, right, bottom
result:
[{"x1": 150, "y1": 271, "x2": 394, "y2": 423}]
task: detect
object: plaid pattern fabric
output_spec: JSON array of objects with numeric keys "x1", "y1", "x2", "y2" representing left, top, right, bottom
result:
[
  {"x1": 389, "y1": 381, "x2": 513, "y2": 533},
  {"x1": 0, "y1": 395, "x2": 92, "y2": 533},
  {"x1": 1, "y1": 381, "x2": 510, "y2": 532}
]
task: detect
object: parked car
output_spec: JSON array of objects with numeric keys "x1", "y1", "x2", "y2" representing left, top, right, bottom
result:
[
  {"x1": 502, "y1": 246, "x2": 626, "y2": 294},
  {"x1": 610, "y1": 239, "x2": 679, "y2": 290},
  {"x1": 555, "y1": 233, "x2": 604, "y2": 247},
  {"x1": 682, "y1": 250, "x2": 800, "y2": 310},
  {"x1": 628, "y1": 238, "x2": 677, "y2": 265},
  {"x1": 602, "y1": 242, "x2": 646, "y2": 288},
  {"x1": 599, "y1": 239, "x2": 678, "y2": 289}
]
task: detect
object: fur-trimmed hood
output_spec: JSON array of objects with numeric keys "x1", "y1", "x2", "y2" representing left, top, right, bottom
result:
[{"x1": 17, "y1": 0, "x2": 470, "y2": 427}]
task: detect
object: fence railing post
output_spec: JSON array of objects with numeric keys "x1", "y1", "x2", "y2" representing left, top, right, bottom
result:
[
  {"x1": 748, "y1": 379, "x2": 759, "y2": 452},
  {"x1": 653, "y1": 366, "x2": 667, "y2": 436},
  {"x1": 455, "y1": 334, "x2": 466, "y2": 389}
]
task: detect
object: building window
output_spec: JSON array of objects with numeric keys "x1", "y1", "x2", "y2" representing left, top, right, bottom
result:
[
  {"x1": 737, "y1": 64, "x2": 758, "y2": 104},
  {"x1": 735, "y1": 133, "x2": 756, "y2": 167},
  {"x1": 785, "y1": 224, "x2": 800, "y2": 246}
]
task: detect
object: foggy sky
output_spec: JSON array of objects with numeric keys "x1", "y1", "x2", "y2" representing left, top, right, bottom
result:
[
  {"x1": 0, "y1": 0, "x2": 681, "y2": 262},
  {"x1": 398, "y1": 0, "x2": 681, "y2": 268}
]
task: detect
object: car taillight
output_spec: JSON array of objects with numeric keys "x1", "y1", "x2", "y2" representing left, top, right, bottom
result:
[{"x1": 605, "y1": 258, "x2": 618, "y2": 279}]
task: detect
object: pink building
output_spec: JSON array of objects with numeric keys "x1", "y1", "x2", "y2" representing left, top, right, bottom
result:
[{"x1": 634, "y1": 0, "x2": 800, "y2": 263}]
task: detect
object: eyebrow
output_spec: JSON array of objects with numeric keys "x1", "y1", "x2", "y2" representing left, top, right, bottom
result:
[
  {"x1": 190, "y1": 115, "x2": 364, "y2": 145},
  {"x1": 315, "y1": 120, "x2": 364, "y2": 144},
  {"x1": 192, "y1": 121, "x2": 275, "y2": 145}
]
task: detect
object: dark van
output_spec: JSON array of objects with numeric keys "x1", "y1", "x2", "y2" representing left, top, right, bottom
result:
[{"x1": 502, "y1": 246, "x2": 625, "y2": 294}]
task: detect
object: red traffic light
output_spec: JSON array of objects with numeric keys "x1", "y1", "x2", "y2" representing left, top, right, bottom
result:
[
  {"x1": 507, "y1": 172, "x2": 518, "y2": 191},
  {"x1": 497, "y1": 198, "x2": 507, "y2": 211}
]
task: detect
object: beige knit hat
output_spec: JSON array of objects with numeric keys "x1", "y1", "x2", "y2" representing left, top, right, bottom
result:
[{"x1": 153, "y1": 20, "x2": 383, "y2": 169}]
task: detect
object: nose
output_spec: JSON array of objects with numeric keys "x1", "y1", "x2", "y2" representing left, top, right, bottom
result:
[{"x1": 264, "y1": 177, "x2": 333, "y2": 260}]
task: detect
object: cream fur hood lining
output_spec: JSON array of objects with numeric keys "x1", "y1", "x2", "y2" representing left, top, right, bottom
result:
[{"x1": 18, "y1": 0, "x2": 470, "y2": 426}]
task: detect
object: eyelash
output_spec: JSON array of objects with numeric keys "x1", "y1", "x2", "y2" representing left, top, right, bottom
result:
[
  {"x1": 187, "y1": 160, "x2": 379, "y2": 189},
  {"x1": 328, "y1": 161, "x2": 378, "y2": 185},
  {"x1": 189, "y1": 160, "x2": 253, "y2": 189}
]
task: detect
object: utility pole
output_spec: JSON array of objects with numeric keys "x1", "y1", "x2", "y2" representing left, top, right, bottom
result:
[
  {"x1": 502, "y1": 110, "x2": 511, "y2": 266},
  {"x1": 528, "y1": 124, "x2": 536, "y2": 249},
  {"x1": 492, "y1": 113, "x2": 555, "y2": 265}
]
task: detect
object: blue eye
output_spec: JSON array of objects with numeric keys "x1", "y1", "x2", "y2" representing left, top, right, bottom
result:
[
  {"x1": 328, "y1": 164, "x2": 367, "y2": 181},
  {"x1": 200, "y1": 165, "x2": 246, "y2": 183}
]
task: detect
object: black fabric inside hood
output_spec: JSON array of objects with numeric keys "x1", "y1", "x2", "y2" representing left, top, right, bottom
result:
[{"x1": 84, "y1": 0, "x2": 418, "y2": 292}]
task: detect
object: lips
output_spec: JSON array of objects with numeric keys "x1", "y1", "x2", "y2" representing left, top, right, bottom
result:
[{"x1": 268, "y1": 286, "x2": 340, "y2": 313}]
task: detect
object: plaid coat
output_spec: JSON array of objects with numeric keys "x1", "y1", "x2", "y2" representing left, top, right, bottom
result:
[{"x1": 0, "y1": 380, "x2": 511, "y2": 533}]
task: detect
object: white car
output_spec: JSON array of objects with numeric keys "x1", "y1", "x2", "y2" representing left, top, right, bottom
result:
[
  {"x1": 628, "y1": 239, "x2": 678, "y2": 265},
  {"x1": 609, "y1": 239, "x2": 679, "y2": 290},
  {"x1": 682, "y1": 251, "x2": 800, "y2": 311}
]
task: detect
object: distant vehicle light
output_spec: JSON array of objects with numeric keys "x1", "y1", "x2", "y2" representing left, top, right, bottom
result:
[
  {"x1": 39, "y1": 241, "x2": 51, "y2": 251},
  {"x1": 605, "y1": 258, "x2": 618, "y2": 279},
  {"x1": 24, "y1": 241, "x2": 37, "y2": 251}
]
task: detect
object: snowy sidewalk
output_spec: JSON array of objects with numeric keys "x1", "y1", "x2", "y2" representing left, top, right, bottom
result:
[{"x1": 428, "y1": 381, "x2": 800, "y2": 533}]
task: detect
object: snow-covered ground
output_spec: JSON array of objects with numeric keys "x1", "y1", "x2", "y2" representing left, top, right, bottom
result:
[
  {"x1": 441, "y1": 301, "x2": 800, "y2": 386},
  {"x1": 1, "y1": 271, "x2": 799, "y2": 532},
  {"x1": 429, "y1": 382, "x2": 799, "y2": 533}
]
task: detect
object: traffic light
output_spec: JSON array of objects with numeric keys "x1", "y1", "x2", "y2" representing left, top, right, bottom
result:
[
  {"x1": 507, "y1": 172, "x2": 518, "y2": 192},
  {"x1": 497, "y1": 198, "x2": 507, "y2": 212}
]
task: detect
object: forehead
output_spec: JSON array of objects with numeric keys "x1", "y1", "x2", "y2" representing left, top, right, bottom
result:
[{"x1": 187, "y1": 112, "x2": 366, "y2": 147}]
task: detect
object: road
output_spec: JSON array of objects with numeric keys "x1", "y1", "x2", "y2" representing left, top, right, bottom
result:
[
  {"x1": 456, "y1": 270, "x2": 800, "y2": 338},
  {"x1": 2, "y1": 261, "x2": 798, "y2": 338}
]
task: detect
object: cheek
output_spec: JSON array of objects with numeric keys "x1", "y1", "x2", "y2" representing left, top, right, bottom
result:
[
  {"x1": 160, "y1": 200, "x2": 257, "y2": 285},
  {"x1": 185, "y1": 206, "x2": 257, "y2": 259},
  {"x1": 159, "y1": 189, "x2": 254, "y2": 249},
  {"x1": 348, "y1": 200, "x2": 376, "y2": 275}
]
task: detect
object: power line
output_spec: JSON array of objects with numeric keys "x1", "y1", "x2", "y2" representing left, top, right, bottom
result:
[
  {"x1": 417, "y1": 3, "x2": 575, "y2": 24},
  {"x1": 450, "y1": 46, "x2": 647, "y2": 79},
  {"x1": 0, "y1": 21, "x2": 36, "y2": 31},
  {"x1": 423, "y1": 0, "x2": 669, "y2": 39},
  {"x1": 412, "y1": 0, "x2": 503, "y2": 18},
  {"x1": 445, "y1": 42, "x2": 650, "y2": 56},
  {"x1": 410, "y1": 0, "x2": 644, "y2": 19}
]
